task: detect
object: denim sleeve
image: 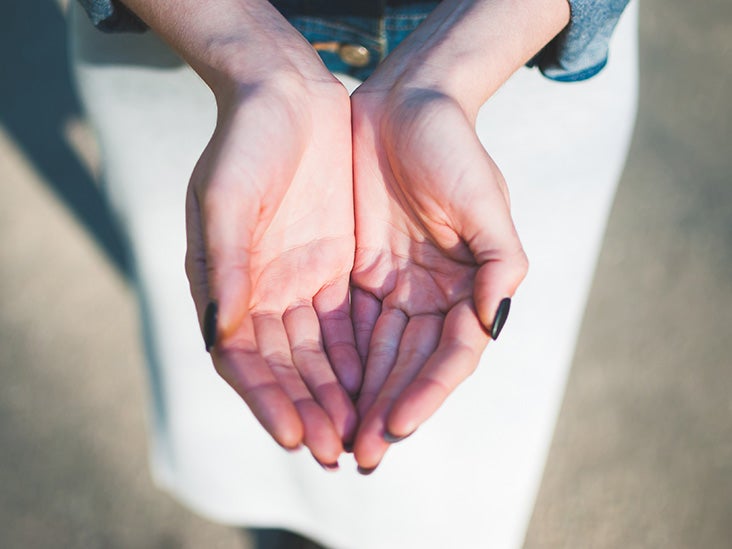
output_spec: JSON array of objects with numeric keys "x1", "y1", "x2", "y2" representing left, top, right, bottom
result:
[
  {"x1": 529, "y1": 0, "x2": 631, "y2": 82},
  {"x1": 76, "y1": 0, "x2": 146, "y2": 32}
]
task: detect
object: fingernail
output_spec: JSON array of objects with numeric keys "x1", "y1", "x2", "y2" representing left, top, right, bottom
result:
[
  {"x1": 343, "y1": 442, "x2": 354, "y2": 453},
  {"x1": 283, "y1": 443, "x2": 303, "y2": 453},
  {"x1": 383, "y1": 429, "x2": 415, "y2": 443},
  {"x1": 491, "y1": 298, "x2": 511, "y2": 340},
  {"x1": 357, "y1": 465, "x2": 378, "y2": 476},
  {"x1": 203, "y1": 301, "x2": 218, "y2": 352},
  {"x1": 320, "y1": 461, "x2": 340, "y2": 472}
]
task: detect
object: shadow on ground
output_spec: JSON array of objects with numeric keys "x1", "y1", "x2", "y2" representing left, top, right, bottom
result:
[{"x1": 1, "y1": 1, "x2": 129, "y2": 278}]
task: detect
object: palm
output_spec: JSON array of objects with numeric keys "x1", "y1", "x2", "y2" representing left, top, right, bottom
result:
[
  {"x1": 186, "y1": 82, "x2": 360, "y2": 466},
  {"x1": 350, "y1": 91, "x2": 527, "y2": 469}
]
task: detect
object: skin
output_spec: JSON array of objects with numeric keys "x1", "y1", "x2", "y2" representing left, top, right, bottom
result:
[
  {"x1": 117, "y1": 0, "x2": 570, "y2": 471},
  {"x1": 348, "y1": 0, "x2": 569, "y2": 470}
]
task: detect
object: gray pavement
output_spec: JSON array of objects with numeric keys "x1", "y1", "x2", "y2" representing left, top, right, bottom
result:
[{"x1": 1, "y1": 1, "x2": 730, "y2": 548}]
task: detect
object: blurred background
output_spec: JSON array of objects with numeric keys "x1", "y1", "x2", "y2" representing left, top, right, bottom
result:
[{"x1": 1, "y1": 1, "x2": 730, "y2": 547}]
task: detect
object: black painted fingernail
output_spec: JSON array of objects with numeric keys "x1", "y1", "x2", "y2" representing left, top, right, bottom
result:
[
  {"x1": 357, "y1": 464, "x2": 379, "y2": 475},
  {"x1": 320, "y1": 461, "x2": 340, "y2": 472},
  {"x1": 383, "y1": 429, "x2": 415, "y2": 443},
  {"x1": 203, "y1": 301, "x2": 218, "y2": 352},
  {"x1": 491, "y1": 298, "x2": 511, "y2": 340},
  {"x1": 343, "y1": 442, "x2": 354, "y2": 453}
]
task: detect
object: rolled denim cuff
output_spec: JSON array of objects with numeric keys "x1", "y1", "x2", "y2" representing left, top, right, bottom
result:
[
  {"x1": 77, "y1": 0, "x2": 146, "y2": 33},
  {"x1": 529, "y1": 0, "x2": 631, "y2": 82}
]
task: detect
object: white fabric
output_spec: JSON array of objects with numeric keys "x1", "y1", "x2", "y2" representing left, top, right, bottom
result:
[{"x1": 70, "y1": 3, "x2": 638, "y2": 548}]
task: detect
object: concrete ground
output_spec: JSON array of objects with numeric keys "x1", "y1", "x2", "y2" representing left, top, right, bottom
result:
[{"x1": 1, "y1": 1, "x2": 730, "y2": 548}]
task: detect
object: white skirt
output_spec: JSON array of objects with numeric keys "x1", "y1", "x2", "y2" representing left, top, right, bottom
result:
[{"x1": 70, "y1": 3, "x2": 638, "y2": 548}]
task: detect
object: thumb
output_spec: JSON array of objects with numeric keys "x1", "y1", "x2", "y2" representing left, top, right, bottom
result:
[
  {"x1": 185, "y1": 175, "x2": 254, "y2": 352},
  {"x1": 473, "y1": 251, "x2": 527, "y2": 339},
  {"x1": 457, "y1": 156, "x2": 528, "y2": 340}
]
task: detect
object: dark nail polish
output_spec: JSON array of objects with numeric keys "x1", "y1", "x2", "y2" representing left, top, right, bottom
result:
[
  {"x1": 491, "y1": 298, "x2": 511, "y2": 340},
  {"x1": 383, "y1": 430, "x2": 415, "y2": 443},
  {"x1": 320, "y1": 462, "x2": 340, "y2": 472},
  {"x1": 357, "y1": 465, "x2": 378, "y2": 476},
  {"x1": 203, "y1": 301, "x2": 218, "y2": 352},
  {"x1": 343, "y1": 442, "x2": 354, "y2": 453}
]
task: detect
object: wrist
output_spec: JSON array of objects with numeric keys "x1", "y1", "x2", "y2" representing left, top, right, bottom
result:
[
  {"x1": 119, "y1": 0, "x2": 336, "y2": 103},
  {"x1": 200, "y1": 16, "x2": 338, "y2": 104},
  {"x1": 359, "y1": 0, "x2": 570, "y2": 116}
]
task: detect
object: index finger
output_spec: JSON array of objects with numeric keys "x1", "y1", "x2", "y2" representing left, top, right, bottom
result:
[
  {"x1": 385, "y1": 299, "x2": 489, "y2": 439},
  {"x1": 212, "y1": 314, "x2": 304, "y2": 450}
]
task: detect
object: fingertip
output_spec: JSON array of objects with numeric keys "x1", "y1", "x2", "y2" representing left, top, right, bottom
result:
[
  {"x1": 490, "y1": 297, "x2": 511, "y2": 340},
  {"x1": 319, "y1": 460, "x2": 340, "y2": 472},
  {"x1": 314, "y1": 381, "x2": 359, "y2": 448},
  {"x1": 294, "y1": 399, "x2": 344, "y2": 465},
  {"x1": 312, "y1": 445, "x2": 344, "y2": 469},
  {"x1": 352, "y1": 406, "x2": 390, "y2": 470},
  {"x1": 385, "y1": 378, "x2": 447, "y2": 439},
  {"x1": 277, "y1": 426, "x2": 305, "y2": 451},
  {"x1": 474, "y1": 295, "x2": 512, "y2": 340},
  {"x1": 214, "y1": 284, "x2": 249, "y2": 343},
  {"x1": 357, "y1": 464, "x2": 378, "y2": 476},
  {"x1": 203, "y1": 301, "x2": 218, "y2": 352},
  {"x1": 473, "y1": 249, "x2": 527, "y2": 334},
  {"x1": 386, "y1": 408, "x2": 420, "y2": 443},
  {"x1": 383, "y1": 428, "x2": 416, "y2": 444},
  {"x1": 268, "y1": 409, "x2": 305, "y2": 451},
  {"x1": 240, "y1": 381, "x2": 305, "y2": 452}
]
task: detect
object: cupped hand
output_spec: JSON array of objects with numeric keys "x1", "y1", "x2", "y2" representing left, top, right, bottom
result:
[
  {"x1": 185, "y1": 74, "x2": 361, "y2": 468},
  {"x1": 350, "y1": 87, "x2": 529, "y2": 471}
]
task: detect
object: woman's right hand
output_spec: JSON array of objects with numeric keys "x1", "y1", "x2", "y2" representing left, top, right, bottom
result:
[
  {"x1": 185, "y1": 73, "x2": 361, "y2": 469},
  {"x1": 116, "y1": 0, "x2": 362, "y2": 468}
]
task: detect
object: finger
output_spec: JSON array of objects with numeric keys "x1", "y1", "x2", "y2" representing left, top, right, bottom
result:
[
  {"x1": 456, "y1": 153, "x2": 528, "y2": 337},
  {"x1": 197, "y1": 179, "x2": 255, "y2": 346},
  {"x1": 193, "y1": 108, "x2": 305, "y2": 347},
  {"x1": 473, "y1": 254, "x2": 526, "y2": 339},
  {"x1": 283, "y1": 303, "x2": 358, "y2": 446},
  {"x1": 211, "y1": 316, "x2": 303, "y2": 450},
  {"x1": 353, "y1": 313, "x2": 442, "y2": 469},
  {"x1": 351, "y1": 287, "x2": 381, "y2": 367},
  {"x1": 355, "y1": 307, "x2": 408, "y2": 418},
  {"x1": 386, "y1": 300, "x2": 488, "y2": 438},
  {"x1": 253, "y1": 312, "x2": 343, "y2": 466},
  {"x1": 314, "y1": 277, "x2": 362, "y2": 397}
]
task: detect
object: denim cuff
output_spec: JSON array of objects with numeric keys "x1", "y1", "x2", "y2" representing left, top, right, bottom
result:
[
  {"x1": 77, "y1": 0, "x2": 146, "y2": 33},
  {"x1": 530, "y1": 0, "x2": 631, "y2": 82}
]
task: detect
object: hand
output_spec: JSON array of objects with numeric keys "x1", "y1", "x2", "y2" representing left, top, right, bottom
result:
[
  {"x1": 185, "y1": 74, "x2": 361, "y2": 468},
  {"x1": 350, "y1": 86, "x2": 529, "y2": 471},
  {"x1": 119, "y1": 0, "x2": 365, "y2": 467}
]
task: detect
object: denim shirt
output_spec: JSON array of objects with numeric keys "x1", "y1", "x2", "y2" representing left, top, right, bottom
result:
[{"x1": 77, "y1": 0, "x2": 630, "y2": 82}]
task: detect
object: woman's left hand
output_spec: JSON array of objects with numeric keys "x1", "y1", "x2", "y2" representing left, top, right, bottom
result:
[{"x1": 350, "y1": 84, "x2": 529, "y2": 471}]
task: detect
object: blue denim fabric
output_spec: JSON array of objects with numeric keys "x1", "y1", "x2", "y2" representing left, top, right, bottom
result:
[
  {"x1": 76, "y1": 0, "x2": 630, "y2": 82},
  {"x1": 77, "y1": 0, "x2": 146, "y2": 32},
  {"x1": 531, "y1": 0, "x2": 631, "y2": 81}
]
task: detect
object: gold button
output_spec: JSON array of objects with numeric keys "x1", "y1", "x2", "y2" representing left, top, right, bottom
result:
[{"x1": 339, "y1": 44, "x2": 371, "y2": 68}]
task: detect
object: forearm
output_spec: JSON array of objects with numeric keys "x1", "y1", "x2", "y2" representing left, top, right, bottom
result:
[
  {"x1": 118, "y1": 0, "x2": 332, "y2": 99},
  {"x1": 362, "y1": 0, "x2": 570, "y2": 115}
]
